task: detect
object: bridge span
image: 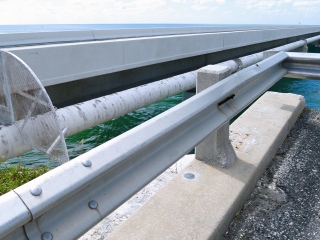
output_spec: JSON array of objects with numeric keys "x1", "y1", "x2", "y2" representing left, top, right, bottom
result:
[
  {"x1": 2, "y1": 25, "x2": 320, "y2": 107},
  {"x1": 1, "y1": 26, "x2": 320, "y2": 239}
]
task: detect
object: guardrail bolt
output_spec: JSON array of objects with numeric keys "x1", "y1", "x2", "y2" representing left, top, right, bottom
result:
[
  {"x1": 30, "y1": 185, "x2": 42, "y2": 196},
  {"x1": 88, "y1": 200, "x2": 98, "y2": 209},
  {"x1": 82, "y1": 159, "x2": 92, "y2": 167},
  {"x1": 41, "y1": 232, "x2": 53, "y2": 240}
]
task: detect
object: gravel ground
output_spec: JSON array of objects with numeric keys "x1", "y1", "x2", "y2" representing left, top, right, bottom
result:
[{"x1": 222, "y1": 109, "x2": 320, "y2": 240}]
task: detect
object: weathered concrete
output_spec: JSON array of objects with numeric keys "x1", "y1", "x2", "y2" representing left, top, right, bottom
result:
[
  {"x1": 0, "y1": 26, "x2": 317, "y2": 48},
  {"x1": 223, "y1": 109, "x2": 320, "y2": 239},
  {"x1": 106, "y1": 91, "x2": 305, "y2": 239},
  {"x1": 2, "y1": 26, "x2": 320, "y2": 107},
  {"x1": 5, "y1": 27, "x2": 320, "y2": 87},
  {"x1": 79, "y1": 155, "x2": 194, "y2": 240},
  {"x1": 195, "y1": 65, "x2": 236, "y2": 168}
]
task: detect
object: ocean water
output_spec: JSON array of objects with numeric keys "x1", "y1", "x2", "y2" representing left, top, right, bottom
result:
[{"x1": 1, "y1": 24, "x2": 320, "y2": 168}]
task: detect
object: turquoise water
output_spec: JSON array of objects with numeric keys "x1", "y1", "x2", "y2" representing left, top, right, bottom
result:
[
  {"x1": 269, "y1": 45, "x2": 320, "y2": 108},
  {"x1": 2, "y1": 94, "x2": 183, "y2": 168},
  {"x1": 1, "y1": 25, "x2": 320, "y2": 168}
]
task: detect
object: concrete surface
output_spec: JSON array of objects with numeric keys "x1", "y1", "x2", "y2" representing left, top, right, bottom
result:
[
  {"x1": 195, "y1": 65, "x2": 236, "y2": 168},
  {"x1": 5, "y1": 27, "x2": 320, "y2": 87},
  {"x1": 0, "y1": 26, "x2": 320, "y2": 108},
  {"x1": 1, "y1": 26, "x2": 317, "y2": 48},
  {"x1": 104, "y1": 91, "x2": 305, "y2": 239},
  {"x1": 223, "y1": 109, "x2": 320, "y2": 239},
  {"x1": 79, "y1": 155, "x2": 194, "y2": 240},
  {"x1": 4, "y1": 27, "x2": 319, "y2": 108}
]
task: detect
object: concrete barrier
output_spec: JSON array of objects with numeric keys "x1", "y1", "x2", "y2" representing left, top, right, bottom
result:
[
  {"x1": 4, "y1": 27, "x2": 320, "y2": 87},
  {"x1": 107, "y1": 91, "x2": 305, "y2": 239},
  {"x1": 0, "y1": 25, "x2": 315, "y2": 48}
]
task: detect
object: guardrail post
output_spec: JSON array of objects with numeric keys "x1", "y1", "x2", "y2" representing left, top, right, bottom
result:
[{"x1": 195, "y1": 65, "x2": 237, "y2": 168}]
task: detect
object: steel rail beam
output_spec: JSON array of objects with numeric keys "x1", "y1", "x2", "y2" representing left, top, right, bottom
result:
[
  {"x1": 1, "y1": 35, "x2": 320, "y2": 162},
  {"x1": 283, "y1": 52, "x2": 320, "y2": 79},
  {"x1": 0, "y1": 52, "x2": 288, "y2": 239}
]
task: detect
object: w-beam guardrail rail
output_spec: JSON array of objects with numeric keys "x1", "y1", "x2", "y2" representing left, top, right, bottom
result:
[
  {"x1": 1, "y1": 50, "x2": 319, "y2": 240},
  {"x1": 1, "y1": 35, "x2": 320, "y2": 239},
  {"x1": 1, "y1": 35, "x2": 320, "y2": 162}
]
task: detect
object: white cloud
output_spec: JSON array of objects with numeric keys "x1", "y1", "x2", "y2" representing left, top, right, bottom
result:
[
  {"x1": 190, "y1": 0, "x2": 224, "y2": 12},
  {"x1": 235, "y1": 0, "x2": 282, "y2": 10},
  {"x1": 0, "y1": 0, "x2": 170, "y2": 24},
  {"x1": 0, "y1": 0, "x2": 319, "y2": 25},
  {"x1": 290, "y1": 0, "x2": 320, "y2": 14},
  {"x1": 171, "y1": 0, "x2": 187, "y2": 2},
  {"x1": 293, "y1": 0, "x2": 320, "y2": 7}
]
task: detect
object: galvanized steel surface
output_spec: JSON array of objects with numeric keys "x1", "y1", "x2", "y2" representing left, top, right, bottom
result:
[
  {"x1": 0, "y1": 52, "x2": 288, "y2": 239},
  {"x1": 1, "y1": 35, "x2": 320, "y2": 161},
  {"x1": 283, "y1": 52, "x2": 320, "y2": 79},
  {"x1": 1, "y1": 34, "x2": 320, "y2": 239}
]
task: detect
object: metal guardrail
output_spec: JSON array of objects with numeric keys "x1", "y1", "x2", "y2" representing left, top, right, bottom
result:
[
  {"x1": 1, "y1": 35, "x2": 320, "y2": 239},
  {"x1": 1, "y1": 35, "x2": 320, "y2": 161},
  {"x1": 1, "y1": 52, "x2": 290, "y2": 239},
  {"x1": 283, "y1": 52, "x2": 320, "y2": 79}
]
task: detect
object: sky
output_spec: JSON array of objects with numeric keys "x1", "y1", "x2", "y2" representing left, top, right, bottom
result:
[{"x1": 0, "y1": 0, "x2": 319, "y2": 25}]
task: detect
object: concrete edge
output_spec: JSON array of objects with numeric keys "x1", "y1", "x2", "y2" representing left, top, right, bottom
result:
[
  {"x1": 1, "y1": 26, "x2": 318, "y2": 48},
  {"x1": 105, "y1": 91, "x2": 305, "y2": 239},
  {"x1": 5, "y1": 28, "x2": 320, "y2": 87}
]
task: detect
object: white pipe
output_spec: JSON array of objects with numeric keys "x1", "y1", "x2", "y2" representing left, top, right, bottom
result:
[
  {"x1": 306, "y1": 35, "x2": 320, "y2": 44},
  {"x1": 218, "y1": 35, "x2": 320, "y2": 74},
  {"x1": 0, "y1": 71, "x2": 197, "y2": 161},
  {"x1": 60, "y1": 71, "x2": 197, "y2": 136},
  {"x1": 1, "y1": 34, "x2": 320, "y2": 161}
]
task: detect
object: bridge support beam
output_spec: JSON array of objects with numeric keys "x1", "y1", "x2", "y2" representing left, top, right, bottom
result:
[{"x1": 195, "y1": 65, "x2": 237, "y2": 168}]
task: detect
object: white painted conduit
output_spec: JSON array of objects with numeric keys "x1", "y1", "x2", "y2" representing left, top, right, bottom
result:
[
  {"x1": 220, "y1": 35, "x2": 320, "y2": 73},
  {"x1": 1, "y1": 35, "x2": 320, "y2": 161},
  {"x1": 0, "y1": 71, "x2": 197, "y2": 161}
]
